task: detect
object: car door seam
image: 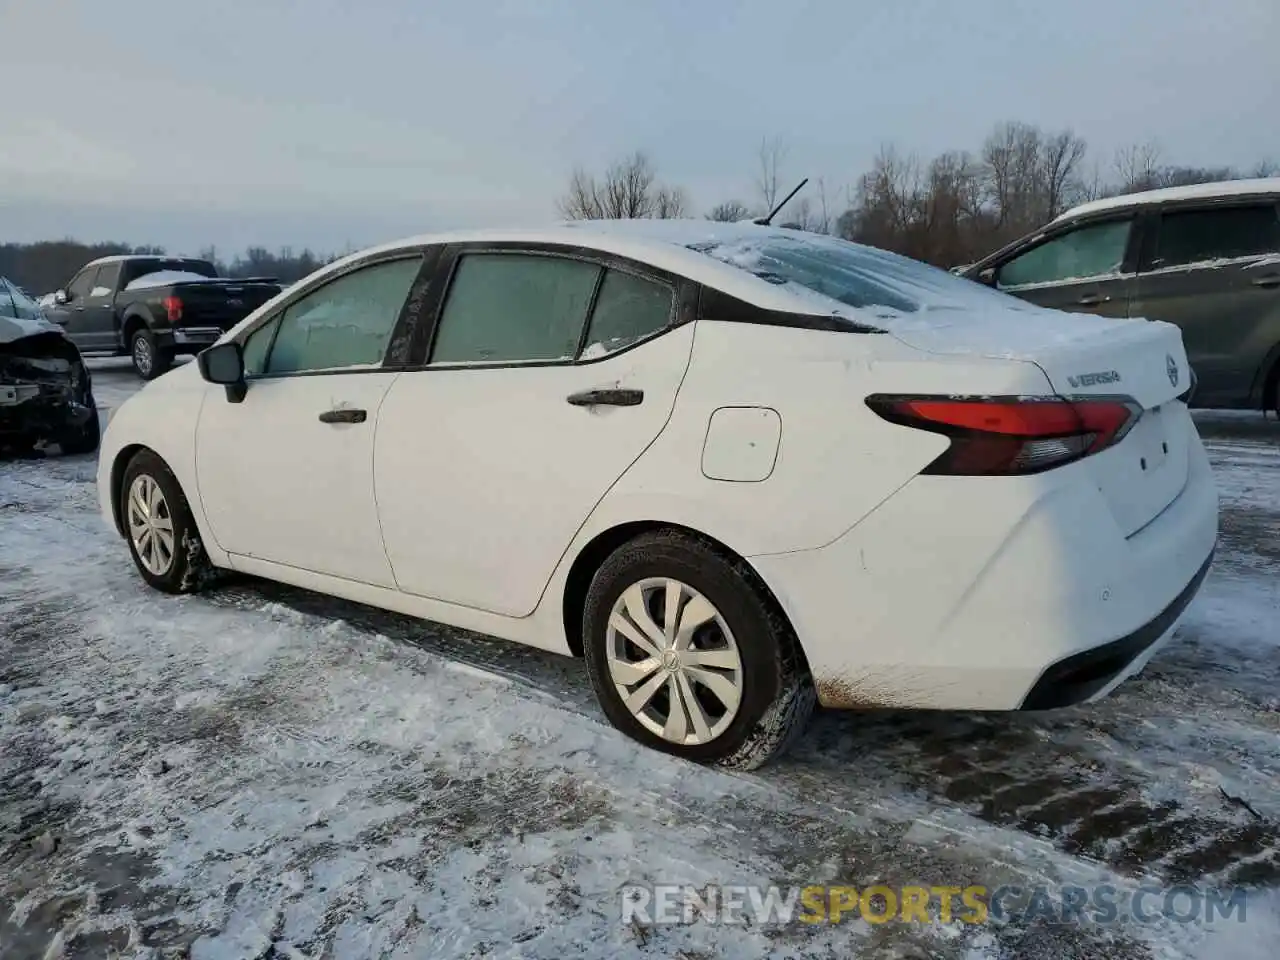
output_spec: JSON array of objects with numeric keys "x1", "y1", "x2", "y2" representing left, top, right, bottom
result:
[{"x1": 370, "y1": 371, "x2": 407, "y2": 589}]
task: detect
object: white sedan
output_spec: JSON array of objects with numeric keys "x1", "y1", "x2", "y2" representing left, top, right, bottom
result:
[{"x1": 96, "y1": 221, "x2": 1219, "y2": 768}]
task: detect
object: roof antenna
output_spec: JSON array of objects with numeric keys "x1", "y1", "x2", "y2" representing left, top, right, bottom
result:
[{"x1": 754, "y1": 178, "x2": 809, "y2": 226}]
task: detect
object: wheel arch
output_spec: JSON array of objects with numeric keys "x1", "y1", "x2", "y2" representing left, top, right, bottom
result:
[
  {"x1": 560, "y1": 520, "x2": 805, "y2": 668},
  {"x1": 120, "y1": 309, "x2": 153, "y2": 341},
  {"x1": 108, "y1": 443, "x2": 152, "y2": 537}
]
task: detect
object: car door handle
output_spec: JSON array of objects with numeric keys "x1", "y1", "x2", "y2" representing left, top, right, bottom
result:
[
  {"x1": 1251, "y1": 274, "x2": 1280, "y2": 288},
  {"x1": 318, "y1": 408, "x2": 367, "y2": 424},
  {"x1": 1076, "y1": 293, "x2": 1111, "y2": 306},
  {"x1": 566, "y1": 388, "x2": 644, "y2": 407}
]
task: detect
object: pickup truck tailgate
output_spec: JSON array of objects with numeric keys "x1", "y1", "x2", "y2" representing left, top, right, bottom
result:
[{"x1": 170, "y1": 281, "x2": 279, "y2": 329}]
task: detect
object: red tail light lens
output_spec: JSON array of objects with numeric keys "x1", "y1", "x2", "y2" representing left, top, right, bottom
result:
[
  {"x1": 866, "y1": 396, "x2": 1141, "y2": 476},
  {"x1": 163, "y1": 296, "x2": 183, "y2": 323}
]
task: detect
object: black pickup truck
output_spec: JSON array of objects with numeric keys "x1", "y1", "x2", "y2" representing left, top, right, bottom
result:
[{"x1": 46, "y1": 256, "x2": 281, "y2": 379}]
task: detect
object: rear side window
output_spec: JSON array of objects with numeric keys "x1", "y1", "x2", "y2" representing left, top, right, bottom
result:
[
  {"x1": 1149, "y1": 204, "x2": 1280, "y2": 269},
  {"x1": 580, "y1": 270, "x2": 674, "y2": 359},
  {"x1": 430, "y1": 254, "x2": 600, "y2": 364},
  {"x1": 265, "y1": 257, "x2": 420, "y2": 375},
  {"x1": 998, "y1": 219, "x2": 1132, "y2": 288}
]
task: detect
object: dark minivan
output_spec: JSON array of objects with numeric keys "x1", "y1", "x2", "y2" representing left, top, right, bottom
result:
[{"x1": 962, "y1": 179, "x2": 1280, "y2": 412}]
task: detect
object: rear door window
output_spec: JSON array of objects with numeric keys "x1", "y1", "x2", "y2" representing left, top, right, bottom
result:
[
  {"x1": 430, "y1": 253, "x2": 600, "y2": 364},
  {"x1": 998, "y1": 220, "x2": 1133, "y2": 288},
  {"x1": 1146, "y1": 204, "x2": 1280, "y2": 270},
  {"x1": 580, "y1": 270, "x2": 675, "y2": 359}
]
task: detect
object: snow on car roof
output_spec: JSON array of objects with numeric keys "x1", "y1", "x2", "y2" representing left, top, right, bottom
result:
[
  {"x1": 309, "y1": 219, "x2": 1030, "y2": 325},
  {"x1": 124, "y1": 270, "x2": 216, "y2": 290},
  {"x1": 1053, "y1": 177, "x2": 1280, "y2": 224},
  {"x1": 82, "y1": 254, "x2": 208, "y2": 268}
]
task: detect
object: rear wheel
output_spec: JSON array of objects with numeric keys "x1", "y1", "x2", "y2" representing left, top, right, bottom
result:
[
  {"x1": 582, "y1": 531, "x2": 815, "y2": 769},
  {"x1": 119, "y1": 450, "x2": 213, "y2": 593},
  {"x1": 130, "y1": 328, "x2": 172, "y2": 381}
]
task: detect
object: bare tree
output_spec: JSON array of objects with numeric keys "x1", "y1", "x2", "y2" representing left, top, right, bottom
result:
[
  {"x1": 707, "y1": 200, "x2": 750, "y2": 222},
  {"x1": 653, "y1": 185, "x2": 689, "y2": 219},
  {"x1": 558, "y1": 152, "x2": 688, "y2": 220},
  {"x1": 755, "y1": 135, "x2": 789, "y2": 212},
  {"x1": 1040, "y1": 130, "x2": 1088, "y2": 220},
  {"x1": 1113, "y1": 141, "x2": 1163, "y2": 193},
  {"x1": 1252, "y1": 159, "x2": 1279, "y2": 178}
]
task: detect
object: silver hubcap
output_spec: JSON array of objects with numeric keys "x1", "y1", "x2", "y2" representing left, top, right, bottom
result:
[
  {"x1": 605, "y1": 578, "x2": 744, "y2": 746},
  {"x1": 126, "y1": 474, "x2": 175, "y2": 576},
  {"x1": 133, "y1": 335, "x2": 152, "y2": 374}
]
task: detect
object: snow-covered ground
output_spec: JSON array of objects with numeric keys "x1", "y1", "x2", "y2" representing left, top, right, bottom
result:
[{"x1": 2, "y1": 364, "x2": 1277, "y2": 959}]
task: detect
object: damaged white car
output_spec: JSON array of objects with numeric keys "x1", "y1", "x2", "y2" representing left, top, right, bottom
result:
[{"x1": 1, "y1": 278, "x2": 100, "y2": 457}]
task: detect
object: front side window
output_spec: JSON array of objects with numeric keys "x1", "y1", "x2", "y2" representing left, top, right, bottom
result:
[
  {"x1": 580, "y1": 270, "x2": 675, "y2": 359},
  {"x1": 998, "y1": 220, "x2": 1132, "y2": 288},
  {"x1": 90, "y1": 263, "x2": 120, "y2": 298},
  {"x1": 241, "y1": 316, "x2": 280, "y2": 377},
  {"x1": 264, "y1": 257, "x2": 421, "y2": 375},
  {"x1": 430, "y1": 253, "x2": 600, "y2": 364},
  {"x1": 66, "y1": 268, "x2": 95, "y2": 301},
  {"x1": 0, "y1": 280, "x2": 17, "y2": 319},
  {"x1": 1150, "y1": 204, "x2": 1280, "y2": 269}
]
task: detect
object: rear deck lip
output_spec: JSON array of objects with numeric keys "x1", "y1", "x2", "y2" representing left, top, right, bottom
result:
[{"x1": 1018, "y1": 546, "x2": 1215, "y2": 711}]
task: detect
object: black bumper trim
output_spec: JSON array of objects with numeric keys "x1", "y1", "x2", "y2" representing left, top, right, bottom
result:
[{"x1": 1019, "y1": 548, "x2": 1215, "y2": 711}]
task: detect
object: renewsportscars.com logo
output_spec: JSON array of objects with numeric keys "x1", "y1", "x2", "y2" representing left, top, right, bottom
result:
[{"x1": 620, "y1": 883, "x2": 1249, "y2": 927}]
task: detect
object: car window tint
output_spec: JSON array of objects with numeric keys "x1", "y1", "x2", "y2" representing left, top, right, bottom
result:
[
  {"x1": 431, "y1": 254, "x2": 600, "y2": 364},
  {"x1": 580, "y1": 270, "x2": 674, "y2": 359},
  {"x1": 1152, "y1": 205, "x2": 1280, "y2": 269},
  {"x1": 998, "y1": 220, "x2": 1132, "y2": 288},
  {"x1": 265, "y1": 257, "x2": 420, "y2": 375},
  {"x1": 66, "y1": 268, "x2": 95, "y2": 300},
  {"x1": 90, "y1": 263, "x2": 120, "y2": 298},
  {"x1": 241, "y1": 316, "x2": 280, "y2": 377}
]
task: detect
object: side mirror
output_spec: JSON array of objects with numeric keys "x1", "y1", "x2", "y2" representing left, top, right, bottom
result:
[
  {"x1": 54, "y1": 289, "x2": 69, "y2": 305},
  {"x1": 197, "y1": 341, "x2": 247, "y2": 403}
]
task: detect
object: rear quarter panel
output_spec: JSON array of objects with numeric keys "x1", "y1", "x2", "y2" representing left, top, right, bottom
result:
[{"x1": 573, "y1": 319, "x2": 1050, "y2": 559}]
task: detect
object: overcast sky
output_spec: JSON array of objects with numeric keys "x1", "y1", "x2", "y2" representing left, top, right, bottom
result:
[{"x1": 2, "y1": 0, "x2": 1276, "y2": 256}]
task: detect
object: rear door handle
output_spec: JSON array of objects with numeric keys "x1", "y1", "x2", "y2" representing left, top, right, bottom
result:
[
  {"x1": 1251, "y1": 274, "x2": 1280, "y2": 288},
  {"x1": 318, "y1": 408, "x2": 367, "y2": 424},
  {"x1": 566, "y1": 388, "x2": 644, "y2": 407},
  {"x1": 1077, "y1": 293, "x2": 1111, "y2": 306}
]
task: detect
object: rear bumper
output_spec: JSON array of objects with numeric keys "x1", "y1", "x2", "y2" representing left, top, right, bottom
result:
[
  {"x1": 1018, "y1": 547, "x2": 1213, "y2": 709},
  {"x1": 156, "y1": 327, "x2": 224, "y2": 352},
  {"x1": 749, "y1": 426, "x2": 1220, "y2": 711}
]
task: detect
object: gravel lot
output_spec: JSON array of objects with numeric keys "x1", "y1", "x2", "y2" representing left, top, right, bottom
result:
[{"x1": 2, "y1": 360, "x2": 1277, "y2": 959}]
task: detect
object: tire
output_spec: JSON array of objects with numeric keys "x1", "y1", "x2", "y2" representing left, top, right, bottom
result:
[
  {"x1": 57, "y1": 403, "x2": 100, "y2": 456},
  {"x1": 582, "y1": 530, "x2": 815, "y2": 770},
  {"x1": 130, "y1": 327, "x2": 172, "y2": 381},
  {"x1": 119, "y1": 450, "x2": 214, "y2": 594}
]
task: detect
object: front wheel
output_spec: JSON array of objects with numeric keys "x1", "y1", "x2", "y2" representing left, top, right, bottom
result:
[
  {"x1": 119, "y1": 450, "x2": 213, "y2": 593},
  {"x1": 582, "y1": 531, "x2": 815, "y2": 770},
  {"x1": 130, "y1": 329, "x2": 172, "y2": 381}
]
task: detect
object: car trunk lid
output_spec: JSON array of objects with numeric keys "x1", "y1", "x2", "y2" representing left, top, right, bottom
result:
[{"x1": 886, "y1": 308, "x2": 1194, "y2": 537}]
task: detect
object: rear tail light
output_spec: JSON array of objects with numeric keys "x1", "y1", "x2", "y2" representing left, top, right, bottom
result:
[
  {"x1": 866, "y1": 395, "x2": 1142, "y2": 476},
  {"x1": 163, "y1": 296, "x2": 183, "y2": 323}
]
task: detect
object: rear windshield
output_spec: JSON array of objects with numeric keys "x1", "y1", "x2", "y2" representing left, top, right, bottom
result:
[
  {"x1": 121, "y1": 259, "x2": 218, "y2": 288},
  {"x1": 689, "y1": 233, "x2": 1027, "y2": 317}
]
